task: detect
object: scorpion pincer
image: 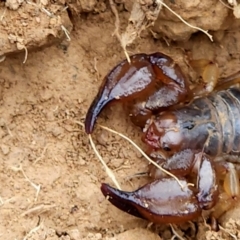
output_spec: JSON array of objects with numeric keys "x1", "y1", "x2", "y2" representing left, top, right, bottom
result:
[{"x1": 84, "y1": 52, "x2": 240, "y2": 224}]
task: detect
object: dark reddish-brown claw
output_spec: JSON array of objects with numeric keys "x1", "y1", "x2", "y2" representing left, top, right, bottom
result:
[
  {"x1": 101, "y1": 178, "x2": 201, "y2": 224},
  {"x1": 84, "y1": 53, "x2": 156, "y2": 134},
  {"x1": 84, "y1": 52, "x2": 190, "y2": 134},
  {"x1": 101, "y1": 183, "x2": 144, "y2": 219}
]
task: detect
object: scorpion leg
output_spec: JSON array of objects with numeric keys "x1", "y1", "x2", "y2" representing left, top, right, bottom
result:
[
  {"x1": 194, "y1": 153, "x2": 219, "y2": 210},
  {"x1": 211, "y1": 162, "x2": 240, "y2": 219},
  {"x1": 101, "y1": 151, "x2": 219, "y2": 224},
  {"x1": 190, "y1": 59, "x2": 219, "y2": 97},
  {"x1": 85, "y1": 53, "x2": 191, "y2": 133},
  {"x1": 191, "y1": 60, "x2": 240, "y2": 96},
  {"x1": 215, "y1": 70, "x2": 240, "y2": 91}
]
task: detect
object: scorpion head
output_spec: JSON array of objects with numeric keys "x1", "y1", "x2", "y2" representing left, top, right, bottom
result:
[
  {"x1": 144, "y1": 107, "x2": 212, "y2": 157},
  {"x1": 143, "y1": 111, "x2": 183, "y2": 156}
]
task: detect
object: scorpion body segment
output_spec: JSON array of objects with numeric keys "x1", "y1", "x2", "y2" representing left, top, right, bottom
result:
[
  {"x1": 145, "y1": 87, "x2": 240, "y2": 158},
  {"x1": 84, "y1": 52, "x2": 240, "y2": 225}
]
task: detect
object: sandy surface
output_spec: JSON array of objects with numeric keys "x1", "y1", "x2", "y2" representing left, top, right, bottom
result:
[{"x1": 1, "y1": 1, "x2": 240, "y2": 239}]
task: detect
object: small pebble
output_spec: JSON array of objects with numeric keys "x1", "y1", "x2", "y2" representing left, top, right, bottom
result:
[
  {"x1": 67, "y1": 229, "x2": 81, "y2": 240},
  {"x1": 51, "y1": 126, "x2": 64, "y2": 137},
  {"x1": 40, "y1": 89, "x2": 53, "y2": 101},
  {"x1": 0, "y1": 144, "x2": 10, "y2": 155}
]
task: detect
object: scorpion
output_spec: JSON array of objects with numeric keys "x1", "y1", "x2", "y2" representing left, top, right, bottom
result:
[{"x1": 84, "y1": 52, "x2": 240, "y2": 224}]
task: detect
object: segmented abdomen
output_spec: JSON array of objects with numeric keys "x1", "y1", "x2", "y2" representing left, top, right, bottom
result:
[{"x1": 191, "y1": 88, "x2": 240, "y2": 157}]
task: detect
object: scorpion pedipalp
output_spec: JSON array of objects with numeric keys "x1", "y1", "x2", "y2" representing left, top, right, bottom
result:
[
  {"x1": 101, "y1": 178, "x2": 201, "y2": 224},
  {"x1": 85, "y1": 52, "x2": 190, "y2": 133},
  {"x1": 85, "y1": 53, "x2": 156, "y2": 133}
]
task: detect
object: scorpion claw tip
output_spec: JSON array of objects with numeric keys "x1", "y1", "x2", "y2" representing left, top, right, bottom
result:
[
  {"x1": 84, "y1": 114, "x2": 96, "y2": 134},
  {"x1": 101, "y1": 183, "x2": 144, "y2": 219},
  {"x1": 101, "y1": 179, "x2": 201, "y2": 224},
  {"x1": 84, "y1": 95, "x2": 111, "y2": 134},
  {"x1": 84, "y1": 115, "x2": 94, "y2": 134}
]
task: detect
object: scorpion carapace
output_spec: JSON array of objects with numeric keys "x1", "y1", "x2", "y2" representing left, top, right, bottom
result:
[{"x1": 84, "y1": 52, "x2": 240, "y2": 224}]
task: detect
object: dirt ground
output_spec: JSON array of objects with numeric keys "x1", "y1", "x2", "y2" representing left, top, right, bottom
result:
[{"x1": 1, "y1": 0, "x2": 240, "y2": 239}]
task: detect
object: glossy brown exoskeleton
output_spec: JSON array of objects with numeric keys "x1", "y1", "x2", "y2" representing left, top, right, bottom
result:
[{"x1": 84, "y1": 52, "x2": 240, "y2": 224}]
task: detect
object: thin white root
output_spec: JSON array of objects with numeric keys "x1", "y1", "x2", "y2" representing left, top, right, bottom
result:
[
  {"x1": 88, "y1": 134, "x2": 121, "y2": 190},
  {"x1": 93, "y1": 57, "x2": 100, "y2": 80},
  {"x1": 120, "y1": 1, "x2": 163, "y2": 50},
  {"x1": 170, "y1": 224, "x2": 185, "y2": 240},
  {"x1": 0, "y1": 8, "x2": 6, "y2": 22},
  {"x1": 77, "y1": 121, "x2": 121, "y2": 189},
  {"x1": 23, "y1": 221, "x2": 43, "y2": 240},
  {"x1": 159, "y1": 0, "x2": 213, "y2": 41},
  {"x1": 109, "y1": 0, "x2": 131, "y2": 63},
  {"x1": 227, "y1": 0, "x2": 237, "y2": 6},
  {"x1": 34, "y1": 144, "x2": 49, "y2": 165},
  {"x1": 21, "y1": 204, "x2": 56, "y2": 216},
  {"x1": 219, "y1": 0, "x2": 234, "y2": 9},
  {"x1": 22, "y1": 45, "x2": 28, "y2": 64},
  {"x1": 75, "y1": 120, "x2": 183, "y2": 189},
  {"x1": 218, "y1": 225, "x2": 237, "y2": 240},
  {"x1": 109, "y1": 0, "x2": 213, "y2": 59},
  {"x1": 11, "y1": 165, "x2": 41, "y2": 201},
  {"x1": 109, "y1": 0, "x2": 163, "y2": 62},
  {"x1": 27, "y1": 2, "x2": 71, "y2": 41},
  {"x1": 0, "y1": 196, "x2": 16, "y2": 206},
  {"x1": 23, "y1": 226, "x2": 41, "y2": 240},
  {"x1": 42, "y1": 7, "x2": 53, "y2": 17},
  {"x1": 4, "y1": 122, "x2": 13, "y2": 137},
  {"x1": 99, "y1": 124, "x2": 184, "y2": 189},
  {"x1": 61, "y1": 25, "x2": 71, "y2": 41},
  {"x1": 0, "y1": 54, "x2": 6, "y2": 63}
]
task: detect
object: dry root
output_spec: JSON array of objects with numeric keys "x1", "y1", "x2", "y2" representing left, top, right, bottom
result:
[
  {"x1": 76, "y1": 120, "x2": 184, "y2": 190},
  {"x1": 109, "y1": 0, "x2": 213, "y2": 60},
  {"x1": 11, "y1": 164, "x2": 41, "y2": 201},
  {"x1": 109, "y1": 0, "x2": 163, "y2": 62}
]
